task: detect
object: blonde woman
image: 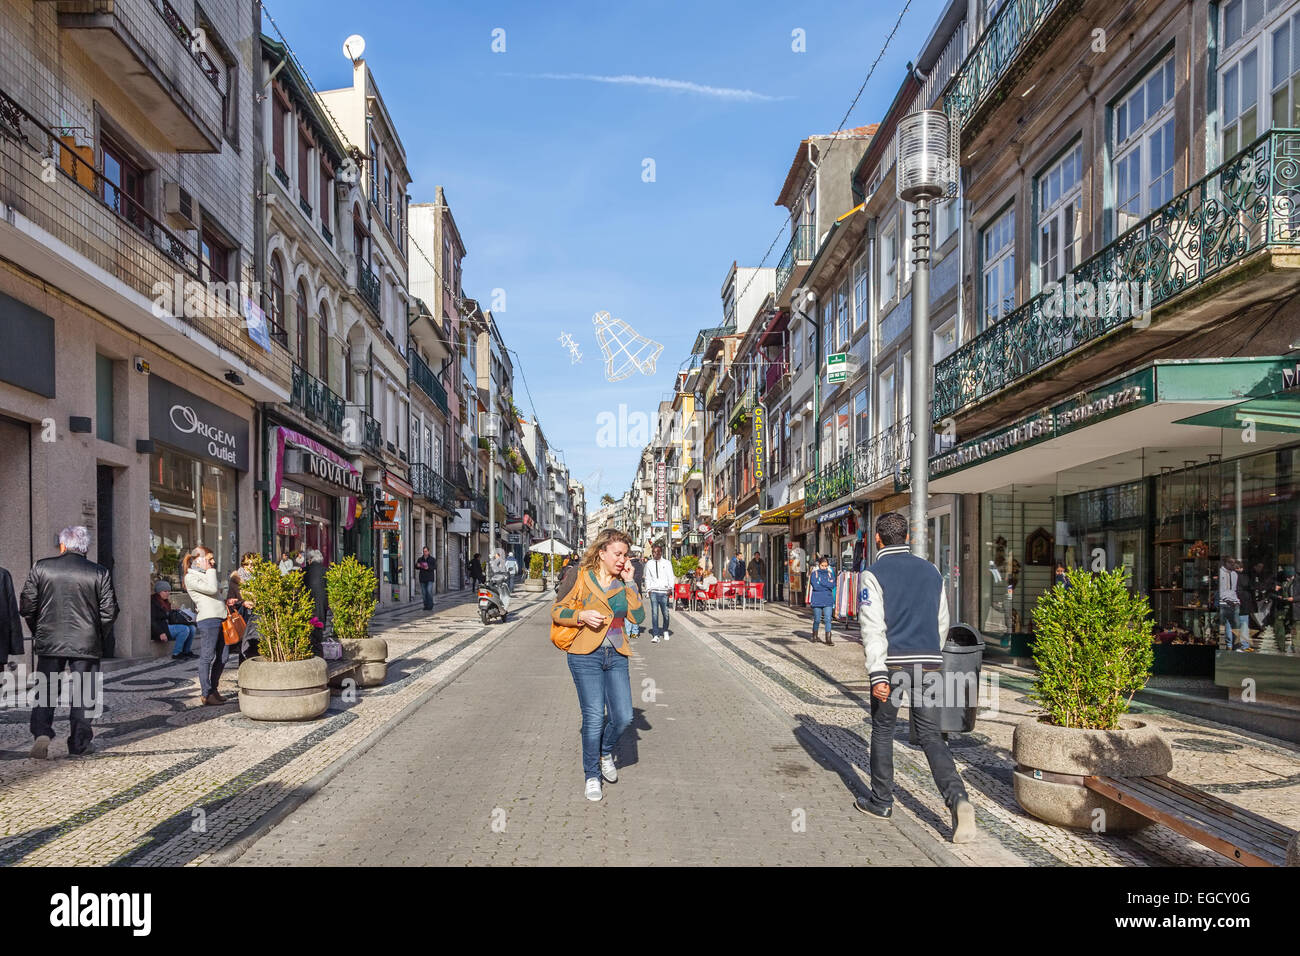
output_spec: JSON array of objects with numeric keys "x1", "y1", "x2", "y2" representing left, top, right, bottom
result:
[
  {"x1": 552, "y1": 528, "x2": 646, "y2": 802},
  {"x1": 182, "y1": 546, "x2": 228, "y2": 706}
]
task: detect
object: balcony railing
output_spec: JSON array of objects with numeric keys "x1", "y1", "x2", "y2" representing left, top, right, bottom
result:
[
  {"x1": 410, "y1": 462, "x2": 457, "y2": 510},
  {"x1": 290, "y1": 364, "x2": 345, "y2": 434},
  {"x1": 762, "y1": 359, "x2": 788, "y2": 395},
  {"x1": 157, "y1": 0, "x2": 222, "y2": 91},
  {"x1": 0, "y1": 87, "x2": 290, "y2": 387},
  {"x1": 343, "y1": 405, "x2": 382, "y2": 453},
  {"x1": 804, "y1": 417, "x2": 910, "y2": 510},
  {"x1": 775, "y1": 224, "x2": 815, "y2": 294},
  {"x1": 411, "y1": 352, "x2": 449, "y2": 414},
  {"x1": 942, "y1": 0, "x2": 1066, "y2": 136},
  {"x1": 728, "y1": 386, "x2": 758, "y2": 430},
  {"x1": 934, "y1": 129, "x2": 1300, "y2": 422},
  {"x1": 356, "y1": 255, "x2": 381, "y2": 318}
]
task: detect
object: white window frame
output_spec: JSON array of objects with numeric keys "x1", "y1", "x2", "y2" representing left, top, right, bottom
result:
[
  {"x1": 1219, "y1": 2, "x2": 1300, "y2": 160},
  {"x1": 981, "y1": 206, "x2": 1015, "y2": 328},
  {"x1": 1114, "y1": 54, "x2": 1176, "y2": 234},
  {"x1": 878, "y1": 222, "x2": 897, "y2": 310},
  {"x1": 836, "y1": 277, "x2": 850, "y2": 351},
  {"x1": 791, "y1": 323, "x2": 803, "y2": 371},
  {"x1": 1037, "y1": 143, "x2": 1084, "y2": 288},
  {"x1": 877, "y1": 364, "x2": 896, "y2": 432},
  {"x1": 852, "y1": 250, "x2": 869, "y2": 331}
]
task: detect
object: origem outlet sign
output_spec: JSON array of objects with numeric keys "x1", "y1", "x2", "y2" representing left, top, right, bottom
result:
[{"x1": 148, "y1": 376, "x2": 249, "y2": 470}]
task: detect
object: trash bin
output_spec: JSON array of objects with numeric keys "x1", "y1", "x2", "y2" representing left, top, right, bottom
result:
[{"x1": 907, "y1": 623, "x2": 985, "y2": 742}]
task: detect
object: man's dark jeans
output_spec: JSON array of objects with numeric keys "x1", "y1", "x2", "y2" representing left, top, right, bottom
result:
[
  {"x1": 867, "y1": 664, "x2": 968, "y2": 811},
  {"x1": 30, "y1": 656, "x2": 100, "y2": 753},
  {"x1": 421, "y1": 580, "x2": 435, "y2": 610}
]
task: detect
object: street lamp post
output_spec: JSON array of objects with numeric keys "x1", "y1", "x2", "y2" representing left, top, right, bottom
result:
[{"x1": 896, "y1": 109, "x2": 951, "y2": 560}]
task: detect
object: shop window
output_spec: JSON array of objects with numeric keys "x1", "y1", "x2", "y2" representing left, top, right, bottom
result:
[{"x1": 149, "y1": 446, "x2": 237, "y2": 596}]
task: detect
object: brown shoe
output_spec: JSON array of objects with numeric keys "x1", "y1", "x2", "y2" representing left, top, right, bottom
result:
[
  {"x1": 825, "y1": 635, "x2": 834, "y2": 646},
  {"x1": 203, "y1": 692, "x2": 224, "y2": 706}
]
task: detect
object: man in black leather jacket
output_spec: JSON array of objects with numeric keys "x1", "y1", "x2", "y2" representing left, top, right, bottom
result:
[
  {"x1": 19, "y1": 526, "x2": 118, "y2": 758},
  {"x1": 0, "y1": 563, "x2": 23, "y2": 664}
]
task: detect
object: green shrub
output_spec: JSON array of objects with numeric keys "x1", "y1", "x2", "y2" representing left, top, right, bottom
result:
[
  {"x1": 551, "y1": 554, "x2": 563, "y2": 574},
  {"x1": 238, "y1": 558, "x2": 315, "y2": 663},
  {"x1": 672, "y1": 555, "x2": 699, "y2": 579},
  {"x1": 326, "y1": 555, "x2": 378, "y2": 641},
  {"x1": 1030, "y1": 567, "x2": 1155, "y2": 730},
  {"x1": 529, "y1": 553, "x2": 543, "y2": 578}
]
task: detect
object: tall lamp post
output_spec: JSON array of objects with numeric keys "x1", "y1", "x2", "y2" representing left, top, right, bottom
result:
[{"x1": 896, "y1": 109, "x2": 951, "y2": 559}]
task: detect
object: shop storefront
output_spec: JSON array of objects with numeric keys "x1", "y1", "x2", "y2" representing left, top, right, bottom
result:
[
  {"x1": 377, "y1": 471, "x2": 412, "y2": 604},
  {"x1": 148, "y1": 376, "x2": 248, "y2": 591},
  {"x1": 266, "y1": 424, "x2": 362, "y2": 567}
]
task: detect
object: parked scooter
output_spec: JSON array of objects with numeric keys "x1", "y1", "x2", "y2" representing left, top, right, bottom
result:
[{"x1": 478, "y1": 572, "x2": 512, "y2": 625}]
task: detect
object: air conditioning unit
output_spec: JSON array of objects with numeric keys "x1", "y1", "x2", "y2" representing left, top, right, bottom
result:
[{"x1": 163, "y1": 182, "x2": 197, "y2": 231}]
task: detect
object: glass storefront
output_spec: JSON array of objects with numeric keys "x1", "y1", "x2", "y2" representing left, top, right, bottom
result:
[
  {"x1": 149, "y1": 444, "x2": 238, "y2": 591},
  {"x1": 274, "y1": 481, "x2": 336, "y2": 564}
]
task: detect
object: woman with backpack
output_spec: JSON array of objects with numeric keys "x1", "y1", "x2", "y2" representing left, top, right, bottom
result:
[{"x1": 551, "y1": 528, "x2": 645, "y2": 803}]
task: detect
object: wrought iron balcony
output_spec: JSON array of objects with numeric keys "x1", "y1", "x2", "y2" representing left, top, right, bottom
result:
[
  {"x1": 775, "y1": 224, "x2": 815, "y2": 295},
  {"x1": 942, "y1": 0, "x2": 1068, "y2": 138},
  {"x1": 410, "y1": 462, "x2": 456, "y2": 510},
  {"x1": 804, "y1": 417, "x2": 910, "y2": 510},
  {"x1": 410, "y1": 352, "x2": 449, "y2": 414},
  {"x1": 728, "y1": 386, "x2": 758, "y2": 430},
  {"x1": 343, "y1": 405, "x2": 382, "y2": 454},
  {"x1": 274, "y1": 164, "x2": 290, "y2": 188},
  {"x1": 290, "y1": 364, "x2": 345, "y2": 434},
  {"x1": 934, "y1": 129, "x2": 1300, "y2": 422},
  {"x1": 356, "y1": 255, "x2": 381, "y2": 318}
]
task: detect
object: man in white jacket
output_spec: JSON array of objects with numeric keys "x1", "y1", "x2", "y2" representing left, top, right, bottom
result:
[{"x1": 643, "y1": 544, "x2": 675, "y2": 644}]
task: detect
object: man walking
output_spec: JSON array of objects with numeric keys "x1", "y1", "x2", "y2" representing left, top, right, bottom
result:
[
  {"x1": 0, "y1": 561, "x2": 23, "y2": 667},
  {"x1": 505, "y1": 552, "x2": 518, "y2": 593},
  {"x1": 19, "y1": 526, "x2": 118, "y2": 758},
  {"x1": 416, "y1": 547, "x2": 436, "y2": 610},
  {"x1": 1220, "y1": 557, "x2": 1249, "y2": 651},
  {"x1": 748, "y1": 552, "x2": 766, "y2": 589},
  {"x1": 854, "y1": 512, "x2": 976, "y2": 843},
  {"x1": 643, "y1": 544, "x2": 675, "y2": 644}
]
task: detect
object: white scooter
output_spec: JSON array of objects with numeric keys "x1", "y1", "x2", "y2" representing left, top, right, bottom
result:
[{"x1": 478, "y1": 572, "x2": 511, "y2": 625}]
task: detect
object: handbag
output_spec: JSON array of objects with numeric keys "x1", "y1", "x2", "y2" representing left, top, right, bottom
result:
[
  {"x1": 320, "y1": 638, "x2": 343, "y2": 661},
  {"x1": 221, "y1": 612, "x2": 246, "y2": 646},
  {"x1": 550, "y1": 571, "x2": 592, "y2": 651}
]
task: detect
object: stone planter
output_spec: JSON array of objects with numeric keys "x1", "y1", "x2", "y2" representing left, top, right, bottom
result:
[
  {"x1": 341, "y1": 637, "x2": 388, "y2": 687},
  {"x1": 237, "y1": 656, "x2": 329, "y2": 721},
  {"x1": 522, "y1": 577, "x2": 544, "y2": 592},
  {"x1": 1012, "y1": 716, "x2": 1173, "y2": 832}
]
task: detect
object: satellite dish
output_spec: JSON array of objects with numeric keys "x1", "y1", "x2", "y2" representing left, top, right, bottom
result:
[{"x1": 342, "y1": 34, "x2": 365, "y2": 62}]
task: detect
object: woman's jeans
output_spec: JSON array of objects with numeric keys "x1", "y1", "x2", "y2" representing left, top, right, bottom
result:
[
  {"x1": 167, "y1": 624, "x2": 195, "y2": 656},
  {"x1": 811, "y1": 605, "x2": 833, "y2": 635},
  {"x1": 567, "y1": 644, "x2": 634, "y2": 780},
  {"x1": 196, "y1": 619, "x2": 225, "y2": 697}
]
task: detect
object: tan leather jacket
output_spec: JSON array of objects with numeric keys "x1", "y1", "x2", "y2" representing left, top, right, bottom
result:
[{"x1": 551, "y1": 569, "x2": 646, "y2": 656}]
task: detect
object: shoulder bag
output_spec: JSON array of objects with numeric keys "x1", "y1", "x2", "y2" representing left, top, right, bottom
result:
[
  {"x1": 550, "y1": 570, "x2": 592, "y2": 651},
  {"x1": 222, "y1": 612, "x2": 246, "y2": 646}
]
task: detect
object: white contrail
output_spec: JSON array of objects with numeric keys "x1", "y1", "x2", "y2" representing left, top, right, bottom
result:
[{"x1": 525, "y1": 72, "x2": 784, "y2": 102}]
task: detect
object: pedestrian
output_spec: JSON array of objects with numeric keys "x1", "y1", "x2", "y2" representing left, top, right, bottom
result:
[
  {"x1": 551, "y1": 528, "x2": 645, "y2": 802},
  {"x1": 556, "y1": 555, "x2": 579, "y2": 600},
  {"x1": 854, "y1": 512, "x2": 976, "y2": 843},
  {"x1": 150, "y1": 581, "x2": 195, "y2": 659},
  {"x1": 183, "y1": 545, "x2": 229, "y2": 706},
  {"x1": 1, "y1": 561, "x2": 26, "y2": 668},
  {"x1": 748, "y1": 552, "x2": 766, "y2": 587},
  {"x1": 304, "y1": 549, "x2": 328, "y2": 654},
  {"x1": 505, "y1": 552, "x2": 518, "y2": 593},
  {"x1": 228, "y1": 551, "x2": 259, "y2": 661},
  {"x1": 1220, "y1": 557, "x2": 1248, "y2": 651},
  {"x1": 643, "y1": 543, "x2": 675, "y2": 643},
  {"x1": 468, "y1": 554, "x2": 483, "y2": 590},
  {"x1": 630, "y1": 549, "x2": 645, "y2": 591},
  {"x1": 809, "y1": 554, "x2": 836, "y2": 645},
  {"x1": 1053, "y1": 562, "x2": 1068, "y2": 588},
  {"x1": 788, "y1": 543, "x2": 806, "y2": 606},
  {"x1": 19, "y1": 526, "x2": 118, "y2": 758},
  {"x1": 416, "y1": 547, "x2": 437, "y2": 610},
  {"x1": 277, "y1": 551, "x2": 295, "y2": 575}
]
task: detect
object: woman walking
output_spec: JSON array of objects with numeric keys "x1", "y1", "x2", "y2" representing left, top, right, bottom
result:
[
  {"x1": 183, "y1": 546, "x2": 228, "y2": 705},
  {"x1": 304, "y1": 549, "x2": 328, "y2": 655},
  {"x1": 552, "y1": 528, "x2": 645, "y2": 802},
  {"x1": 809, "y1": 554, "x2": 836, "y2": 645}
]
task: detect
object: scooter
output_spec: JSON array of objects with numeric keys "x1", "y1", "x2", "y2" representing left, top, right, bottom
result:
[{"x1": 478, "y1": 573, "x2": 512, "y2": 625}]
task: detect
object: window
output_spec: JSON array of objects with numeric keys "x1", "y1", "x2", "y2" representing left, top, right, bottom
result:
[
  {"x1": 200, "y1": 223, "x2": 231, "y2": 283},
  {"x1": 99, "y1": 133, "x2": 146, "y2": 231},
  {"x1": 1115, "y1": 55, "x2": 1175, "y2": 232},
  {"x1": 878, "y1": 223, "x2": 897, "y2": 309},
  {"x1": 903, "y1": 202, "x2": 915, "y2": 284},
  {"x1": 852, "y1": 250, "x2": 869, "y2": 330},
  {"x1": 936, "y1": 193, "x2": 961, "y2": 245},
  {"x1": 1038, "y1": 144, "x2": 1083, "y2": 287},
  {"x1": 822, "y1": 298, "x2": 834, "y2": 361},
  {"x1": 296, "y1": 280, "x2": 309, "y2": 367},
  {"x1": 369, "y1": 132, "x2": 379, "y2": 205},
  {"x1": 1219, "y1": 3, "x2": 1300, "y2": 161},
  {"x1": 95, "y1": 354, "x2": 115, "y2": 443},
  {"x1": 820, "y1": 415, "x2": 833, "y2": 468},
  {"x1": 1270, "y1": 11, "x2": 1300, "y2": 130},
  {"x1": 298, "y1": 130, "x2": 311, "y2": 210},
  {"x1": 781, "y1": 407, "x2": 790, "y2": 470},
  {"x1": 836, "y1": 278, "x2": 850, "y2": 350},
  {"x1": 269, "y1": 254, "x2": 285, "y2": 337},
  {"x1": 805, "y1": 315, "x2": 816, "y2": 365},
  {"x1": 320, "y1": 160, "x2": 332, "y2": 228},
  {"x1": 854, "y1": 387, "x2": 869, "y2": 444},
  {"x1": 877, "y1": 365, "x2": 895, "y2": 431},
  {"x1": 933, "y1": 317, "x2": 957, "y2": 362},
  {"x1": 901, "y1": 350, "x2": 912, "y2": 421},
  {"x1": 981, "y1": 207, "x2": 1015, "y2": 327},
  {"x1": 317, "y1": 301, "x2": 329, "y2": 383},
  {"x1": 791, "y1": 323, "x2": 803, "y2": 370},
  {"x1": 272, "y1": 97, "x2": 287, "y2": 173},
  {"x1": 384, "y1": 163, "x2": 393, "y2": 229},
  {"x1": 343, "y1": 344, "x2": 352, "y2": 401},
  {"x1": 836, "y1": 402, "x2": 850, "y2": 459}
]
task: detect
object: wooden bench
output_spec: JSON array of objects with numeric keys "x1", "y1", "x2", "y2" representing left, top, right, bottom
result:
[
  {"x1": 325, "y1": 658, "x2": 363, "y2": 692},
  {"x1": 1084, "y1": 774, "x2": 1295, "y2": 867}
]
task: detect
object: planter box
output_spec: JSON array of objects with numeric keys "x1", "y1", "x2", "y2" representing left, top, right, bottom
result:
[
  {"x1": 340, "y1": 637, "x2": 388, "y2": 687},
  {"x1": 237, "y1": 656, "x2": 329, "y2": 721}
]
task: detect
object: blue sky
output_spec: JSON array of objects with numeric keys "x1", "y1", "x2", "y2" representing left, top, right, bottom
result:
[{"x1": 266, "y1": 0, "x2": 948, "y2": 499}]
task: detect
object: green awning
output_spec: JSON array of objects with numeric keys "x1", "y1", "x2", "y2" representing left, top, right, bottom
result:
[{"x1": 1174, "y1": 392, "x2": 1300, "y2": 433}]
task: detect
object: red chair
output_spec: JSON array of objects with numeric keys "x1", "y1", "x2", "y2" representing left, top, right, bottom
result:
[
  {"x1": 704, "y1": 583, "x2": 719, "y2": 611},
  {"x1": 673, "y1": 582, "x2": 691, "y2": 611},
  {"x1": 746, "y1": 582, "x2": 765, "y2": 608}
]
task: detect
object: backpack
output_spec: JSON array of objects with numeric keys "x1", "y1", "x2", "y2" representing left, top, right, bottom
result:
[{"x1": 550, "y1": 571, "x2": 590, "y2": 651}]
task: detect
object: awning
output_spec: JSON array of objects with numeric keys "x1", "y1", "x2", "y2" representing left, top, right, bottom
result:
[
  {"x1": 1174, "y1": 391, "x2": 1300, "y2": 432},
  {"x1": 760, "y1": 498, "x2": 805, "y2": 523},
  {"x1": 817, "y1": 504, "x2": 855, "y2": 524}
]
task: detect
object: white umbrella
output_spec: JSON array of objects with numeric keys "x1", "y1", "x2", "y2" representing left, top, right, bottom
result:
[{"x1": 528, "y1": 538, "x2": 573, "y2": 556}]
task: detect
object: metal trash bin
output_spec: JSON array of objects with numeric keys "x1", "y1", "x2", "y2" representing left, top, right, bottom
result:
[{"x1": 907, "y1": 623, "x2": 985, "y2": 742}]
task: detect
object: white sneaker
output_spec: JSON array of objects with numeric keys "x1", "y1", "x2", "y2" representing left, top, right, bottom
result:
[
  {"x1": 664, "y1": 631, "x2": 671, "y2": 641},
  {"x1": 600, "y1": 754, "x2": 618, "y2": 783},
  {"x1": 30, "y1": 735, "x2": 50, "y2": 760},
  {"x1": 651, "y1": 635, "x2": 660, "y2": 643},
  {"x1": 584, "y1": 777, "x2": 603, "y2": 801}
]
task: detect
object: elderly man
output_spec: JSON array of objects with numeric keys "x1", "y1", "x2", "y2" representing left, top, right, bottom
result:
[{"x1": 20, "y1": 526, "x2": 118, "y2": 758}]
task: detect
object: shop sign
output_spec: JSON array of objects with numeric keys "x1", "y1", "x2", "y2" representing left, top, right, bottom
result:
[
  {"x1": 1282, "y1": 362, "x2": 1300, "y2": 390},
  {"x1": 817, "y1": 504, "x2": 853, "y2": 524},
  {"x1": 753, "y1": 404, "x2": 766, "y2": 494},
  {"x1": 654, "y1": 461, "x2": 667, "y2": 523},
  {"x1": 149, "y1": 376, "x2": 249, "y2": 470},
  {"x1": 243, "y1": 297, "x2": 272, "y2": 353},
  {"x1": 284, "y1": 447, "x2": 363, "y2": 494},
  {"x1": 507, "y1": 533, "x2": 521, "y2": 544},
  {"x1": 914, "y1": 368, "x2": 1155, "y2": 483},
  {"x1": 826, "y1": 352, "x2": 850, "y2": 384},
  {"x1": 373, "y1": 521, "x2": 401, "y2": 531}
]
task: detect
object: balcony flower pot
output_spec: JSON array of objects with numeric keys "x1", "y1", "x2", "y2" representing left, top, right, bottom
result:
[
  {"x1": 232, "y1": 558, "x2": 325, "y2": 721},
  {"x1": 238, "y1": 656, "x2": 330, "y2": 721},
  {"x1": 1013, "y1": 568, "x2": 1169, "y2": 832}
]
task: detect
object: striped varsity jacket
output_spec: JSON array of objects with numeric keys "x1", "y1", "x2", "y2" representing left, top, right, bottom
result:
[{"x1": 859, "y1": 544, "x2": 949, "y2": 688}]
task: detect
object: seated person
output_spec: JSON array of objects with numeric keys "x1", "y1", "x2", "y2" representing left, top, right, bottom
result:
[{"x1": 151, "y1": 581, "x2": 196, "y2": 660}]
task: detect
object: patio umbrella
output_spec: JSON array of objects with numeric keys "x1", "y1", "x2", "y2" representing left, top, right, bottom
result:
[{"x1": 528, "y1": 538, "x2": 572, "y2": 556}]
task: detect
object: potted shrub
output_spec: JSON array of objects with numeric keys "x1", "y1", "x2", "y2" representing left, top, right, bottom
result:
[
  {"x1": 235, "y1": 558, "x2": 329, "y2": 721},
  {"x1": 326, "y1": 556, "x2": 384, "y2": 686},
  {"x1": 1012, "y1": 567, "x2": 1172, "y2": 831},
  {"x1": 522, "y1": 552, "x2": 544, "y2": 591}
]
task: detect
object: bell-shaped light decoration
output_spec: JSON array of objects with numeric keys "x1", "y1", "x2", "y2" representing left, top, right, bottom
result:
[
  {"x1": 593, "y1": 311, "x2": 664, "y2": 382},
  {"x1": 896, "y1": 109, "x2": 951, "y2": 203}
]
